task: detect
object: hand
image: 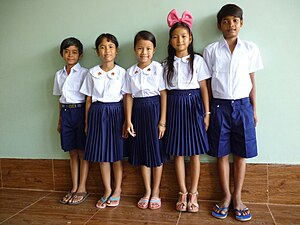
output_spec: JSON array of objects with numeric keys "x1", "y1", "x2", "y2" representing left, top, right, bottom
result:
[
  {"x1": 204, "y1": 115, "x2": 210, "y2": 131},
  {"x1": 126, "y1": 122, "x2": 136, "y2": 137},
  {"x1": 254, "y1": 112, "x2": 258, "y2": 127},
  {"x1": 57, "y1": 123, "x2": 61, "y2": 133},
  {"x1": 122, "y1": 123, "x2": 128, "y2": 138},
  {"x1": 158, "y1": 125, "x2": 166, "y2": 139},
  {"x1": 84, "y1": 125, "x2": 88, "y2": 135}
]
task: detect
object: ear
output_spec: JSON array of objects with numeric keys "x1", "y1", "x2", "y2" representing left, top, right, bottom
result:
[
  {"x1": 217, "y1": 23, "x2": 221, "y2": 30},
  {"x1": 153, "y1": 47, "x2": 156, "y2": 54},
  {"x1": 79, "y1": 54, "x2": 83, "y2": 60},
  {"x1": 189, "y1": 34, "x2": 193, "y2": 44},
  {"x1": 240, "y1": 19, "x2": 244, "y2": 27}
]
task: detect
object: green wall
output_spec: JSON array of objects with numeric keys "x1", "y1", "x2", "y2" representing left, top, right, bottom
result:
[{"x1": 0, "y1": 0, "x2": 299, "y2": 164}]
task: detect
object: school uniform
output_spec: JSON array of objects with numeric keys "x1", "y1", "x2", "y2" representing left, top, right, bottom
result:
[
  {"x1": 122, "y1": 61, "x2": 167, "y2": 167},
  {"x1": 203, "y1": 36, "x2": 263, "y2": 158},
  {"x1": 80, "y1": 65, "x2": 126, "y2": 162},
  {"x1": 164, "y1": 54, "x2": 211, "y2": 156},
  {"x1": 53, "y1": 63, "x2": 87, "y2": 151}
]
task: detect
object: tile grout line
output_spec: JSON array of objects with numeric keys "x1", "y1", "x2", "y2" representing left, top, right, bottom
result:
[
  {"x1": 0, "y1": 192, "x2": 52, "y2": 224},
  {"x1": 84, "y1": 208, "x2": 101, "y2": 225},
  {"x1": 175, "y1": 212, "x2": 181, "y2": 225},
  {"x1": 267, "y1": 203, "x2": 277, "y2": 225}
]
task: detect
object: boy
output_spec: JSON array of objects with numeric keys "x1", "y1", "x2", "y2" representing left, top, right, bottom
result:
[
  {"x1": 53, "y1": 37, "x2": 89, "y2": 204},
  {"x1": 203, "y1": 4, "x2": 263, "y2": 221}
]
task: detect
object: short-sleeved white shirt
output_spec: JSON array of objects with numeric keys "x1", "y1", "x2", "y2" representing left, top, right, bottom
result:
[
  {"x1": 80, "y1": 64, "x2": 126, "y2": 103},
  {"x1": 53, "y1": 63, "x2": 88, "y2": 104},
  {"x1": 164, "y1": 54, "x2": 211, "y2": 90},
  {"x1": 203, "y1": 37, "x2": 263, "y2": 99},
  {"x1": 122, "y1": 61, "x2": 166, "y2": 98}
]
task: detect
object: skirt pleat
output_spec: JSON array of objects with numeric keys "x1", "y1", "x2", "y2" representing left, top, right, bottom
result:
[
  {"x1": 129, "y1": 96, "x2": 167, "y2": 167},
  {"x1": 164, "y1": 89, "x2": 209, "y2": 156},
  {"x1": 84, "y1": 101, "x2": 124, "y2": 162}
]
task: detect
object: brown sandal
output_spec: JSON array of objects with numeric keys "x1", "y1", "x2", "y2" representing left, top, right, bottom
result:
[
  {"x1": 187, "y1": 192, "x2": 199, "y2": 213},
  {"x1": 176, "y1": 192, "x2": 188, "y2": 212}
]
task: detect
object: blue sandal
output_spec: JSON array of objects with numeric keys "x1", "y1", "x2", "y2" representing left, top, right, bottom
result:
[
  {"x1": 234, "y1": 207, "x2": 252, "y2": 221},
  {"x1": 96, "y1": 196, "x2": 109, "y2": 209},
  {"x1": 212, "y1": 204, "x2": 229, "y2": 219}
]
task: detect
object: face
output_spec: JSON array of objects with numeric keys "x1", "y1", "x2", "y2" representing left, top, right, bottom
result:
[
  {"x1": 170, "y1": 26, "x2": 192, "y2": 57},
  {"x1": 97, "y1": 38, "x2": 117, "y2": 63},
  {"x1": 134, "y1": 39, "x2": 155, "y2": 67},
  {"x1": 62, "y1": 45, "x2": 81, "y2": 67},
  {"x1": 218, "y1": 16, "x2": 243, "y2": 39}
]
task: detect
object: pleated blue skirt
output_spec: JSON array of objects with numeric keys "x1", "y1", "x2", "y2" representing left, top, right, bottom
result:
[
  {"x1": 129, "y1": 95, "x2": 167, "y2": 167},
  {"x1": 84, "y1": 101, "x2": 124, "y2": 162},
  {"x1": 164, "y1": 89, "x2": 209, "y2": 156}
]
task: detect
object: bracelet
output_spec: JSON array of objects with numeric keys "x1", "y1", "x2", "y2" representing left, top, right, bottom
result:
[
  {"x1": 159, "y1": 123, "x2": 166, "y2": 127},
  {"x1": 204, "y1": 112, "x2": 211, "y2": 116}
]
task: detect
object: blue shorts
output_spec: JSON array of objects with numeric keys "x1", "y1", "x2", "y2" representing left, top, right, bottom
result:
[
  {"x1": 60, "y1": 104, "x2": 86, "y2": 152},
  {"x1": 208, "y1": 98, "x2": 257, "y2": 158}
]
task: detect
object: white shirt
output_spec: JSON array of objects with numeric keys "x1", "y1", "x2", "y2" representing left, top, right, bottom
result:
[
  {"x1": 164, "y1": 54, "x2": 211, "y2": 90},
  {"x1": 53, "y1": 63, "x2": 88, "y2": 104},
  {"x1": 80, "y1": 64, "x2": 126, "y2": 103},
  {"x1": 203, "y1": 37, "x2": 263, "y2": 99},
  {"x1": 122, "y1": 61, "x2": 166, "y2": 98}
]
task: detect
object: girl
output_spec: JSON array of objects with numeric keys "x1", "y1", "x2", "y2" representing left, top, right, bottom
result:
[
  {"x1": 123, "y1": 31, "x2": 167, "y2": 210},
  {"x1": 80, "y1": 33, "x2": 126, "y2": 209},
  {"x1": 164, "y1": 9, "x2": 211, "y2": 213}
]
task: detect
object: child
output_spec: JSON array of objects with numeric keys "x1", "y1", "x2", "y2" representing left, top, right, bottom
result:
[
  {"x1": 80, "y1": 33, "x2": 126, "y2": 209},
  {"x1": 123, "y1": 31, "x2": 167, "y2": 210},
  {"x1": 203, "y1": 4, "x2": 263, "y2": 222},
  {"x1": 164, "y1": 9, "x2": 211, "y2": 213},
  {"x1": 53, "y1": 37, "x2": 89, "y2": 204}
]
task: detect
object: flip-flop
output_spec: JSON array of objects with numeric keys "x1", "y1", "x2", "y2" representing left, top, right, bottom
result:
[
  {"x1": 234, "y1": 207, "x2": 252, "y2": 221},
  {"x1": 96, "y1": 196, "x2": 109, "y2": 209},
  {"x1": 137, "y1": 197, "x2": 150, "y2": 209},
  {"x1": 107, "y1": 196, "x2": 121, "y2": 207},
  {"x1": 149, "y1": 197, "x2": 161, "y2": 210},
  {"x1": 68, "y1": 192, "x2": 89, "y2": 205},
  {"x1": 212, "y1": 204, "x2": 229, "y2": 219},
  {"x1": 59, "y1": 192, "x2": 75, "y2": 204}
]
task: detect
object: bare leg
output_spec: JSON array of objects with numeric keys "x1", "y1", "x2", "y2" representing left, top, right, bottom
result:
[
  {"x1": 174, "y1": 156, "x2": 187, "y2": 193},
  {"x1": 213, "y1": 155, "x2": 231, "y2": 214},
  {"x1": 76, "y1": 150, "x2": 89, "y2": 193},
  {"x1": 140, "y1": 165, "x2": 151, "y2": 198},
  {"x1": 151, "y1": 165, "x2": 163, "y2": 198},
  {"x1": 69, "y1": 150, "x2": 79, "y2": 193},
  {"x1": 99, "y1": 162, "x2": 112, "y2": 198},
  {"x1": 189, "y1": 155, "x2": 200, "y2": 193},
  {"x1": 233, "y1": 155, "x2": 250, "y2": 216},
  {"x1": 111, "y1": 160, "x2": 123, "y2": 198}
]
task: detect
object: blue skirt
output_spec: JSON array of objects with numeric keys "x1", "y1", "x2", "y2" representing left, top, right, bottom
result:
[
  {"x1": 84, "y1": 101, "x2": 124, "y2": 162},
  {"x1": 164, "y1": 89, "x2": 209, "y2": 156},
  {"x1": 129, "y1": 96, "x2": 167, "y2": 167}
]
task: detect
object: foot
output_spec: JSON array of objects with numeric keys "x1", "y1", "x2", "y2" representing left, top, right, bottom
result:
[
  {"x1": 187, "y1": 192, "x2": 199, "y2": 213},
  {"x1": 107, "y1": 196, "x2": 121, "y2": 207},
  {"x1": 59, "y1": 192, "x2": 75, "y2": 204},
  {"x1": 234, "y1": 207, "x2": 252, "y2": 221},
  {"x1": 149, "y1": 197, "x2": 161, "y2": 210},
  {"x1": 68, "y1": 192, "x2": 89, "y2": 205},
  {"x1": 176, "y1": 192, "x2": 188, "y2": 212},
  {"x1": 212, "y1": 203, "x2": 229, "y2": 219},
  {"x1": 137, "y1": 197, "x2": 150, "y2": 209},
  {"x1": 96, "y1": 196, "x2": 109, "y2": 209}
]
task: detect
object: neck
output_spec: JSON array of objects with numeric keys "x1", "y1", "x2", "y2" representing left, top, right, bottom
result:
[
  {"x1": 225, "y1": 37, "x2": 238, "y2": 53},
  {"x1": 175, "y1": 50, "x2": 189, "y2": 58},
  {"x1": 138, "y1": 61, "x2": 151, "y2": 69},
  {"x1": 65, "y1": 64, "x2": 75, "y2": 75},
  {"x1": 101, "y1": 62, "x2": 115, "y2": 72}
]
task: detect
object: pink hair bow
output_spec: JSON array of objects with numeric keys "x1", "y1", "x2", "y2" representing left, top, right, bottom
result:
[{"x1": 167, "y1": 9, "x2": 193, "y2": 29}]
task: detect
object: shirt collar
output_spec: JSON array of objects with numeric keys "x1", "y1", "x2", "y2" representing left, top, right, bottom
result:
[
  {"x1": 92, "y1": 65, "x2": 118, "y2": 79},
  {"x1": 132, "y1": 63, "x2": 154, "y2": 76},
  {"x1": 174, "y1": 55, "x2": 190, "y2": 64}
]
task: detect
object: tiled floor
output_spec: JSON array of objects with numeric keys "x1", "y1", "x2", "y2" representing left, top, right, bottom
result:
[{"x1": 1, "y1": 189, "x2": 299, "y2": 225}]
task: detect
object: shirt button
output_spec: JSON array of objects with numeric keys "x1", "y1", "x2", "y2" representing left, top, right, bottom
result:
[
  {"x1": 217, "y1": 105, "x2": 220, "y2": 108},
  {"x1": 188, "y1": 93, "x2": 191, "y2": 96}
]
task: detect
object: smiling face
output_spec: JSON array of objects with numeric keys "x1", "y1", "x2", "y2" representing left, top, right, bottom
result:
[
  {"x1": 134, "y1": 39, "x2": 155, "y2": 68},
  {"x1": 170, "y1": 26, "x2": 192, "y2": 57},
  {"x1": 62, "y1": 45, "x2": 81, "y2": 67},
  {"x1": 97, "y1": 37, "x2": 117, "y2": 63},
  {"x1": 218, "y1": 15, "x2": 243, "y2": 40}
]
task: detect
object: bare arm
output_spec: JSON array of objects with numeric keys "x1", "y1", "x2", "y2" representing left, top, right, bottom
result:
[
  {"x1": 57, "y1": 101, "x2": 62, "y2": 133},
  {"x1": 85, "y1": 96, "x2": 92, "y2": 134},
  {"x1": 124, "y1": 94, "x2": 136, "y2": 137},
  {"x1": 249, "y1": 72, "x2": 258, "y2": 126},
  {"x1": 199, "y1": 79, "x2": 210, "y2": 131},
  {"x1": 158, "y1": 90, "x2": 167, "y2": 139}
]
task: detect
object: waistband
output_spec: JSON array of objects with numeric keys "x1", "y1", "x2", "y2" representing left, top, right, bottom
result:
[
  {"x1": 61, "y1": 103, "x2": 85, "y2": 109},
  {"x1": 212, "y1": 97, "x2": 250, "y2": 105},
  {"x1": 133, "y1": 95, "x2": 160, "y2": 103},
  {"x1": 168, "y1": 89, "x2": 200, "y2": 96},
  {"x1": 93, "y1": 100, "x2": 123, "y2": 106}
]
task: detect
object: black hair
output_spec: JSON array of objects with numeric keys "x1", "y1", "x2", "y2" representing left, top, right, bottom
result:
[
  {"x1": 134, "y1": 30, "x2": 156, "y2": 48},
  {"x1": 164, "y1": 22, "x2": 195, "y2": 87},
  {"x1": 217, "y1": 4, "x2": 243, "y2": 24},
  {"x1": 95, "y1": 33, "x2": 119, "y2": 51},
  {"x1": 60, "y1": 37, "x2": 83, "y2": 56}
]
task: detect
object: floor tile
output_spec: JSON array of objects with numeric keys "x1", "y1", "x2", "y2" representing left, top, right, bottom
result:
[{"x1": 269, "y1": 204, "x2": 300, "y2": 225}]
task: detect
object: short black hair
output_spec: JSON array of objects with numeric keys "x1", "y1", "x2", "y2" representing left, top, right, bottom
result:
[
  {"x1": 95, "y1": 33, "x2": 119, "y2": 51},
  {"x1": 134, "y1": 30, "x2": 156, "y2": 48},
  {"x1": 60, "y1": 37, "x2": 83, "y2": 56},
  {"x1": 217, "y1": 4, "x2": 243, "y2": 24}
]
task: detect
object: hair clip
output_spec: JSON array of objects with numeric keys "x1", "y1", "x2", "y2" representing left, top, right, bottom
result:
[{"x1": 167, "y1": 9, "x2": 193, "y2": 29}]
